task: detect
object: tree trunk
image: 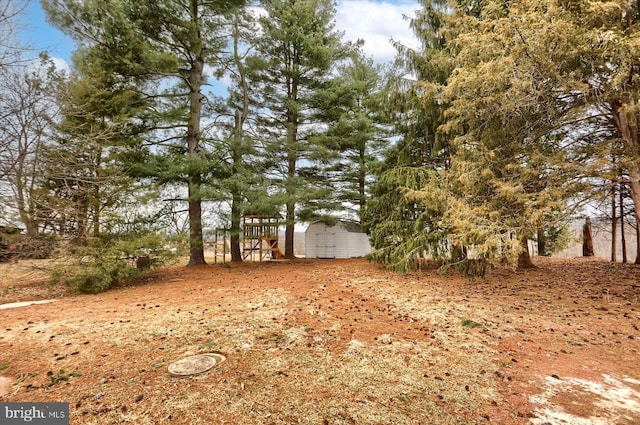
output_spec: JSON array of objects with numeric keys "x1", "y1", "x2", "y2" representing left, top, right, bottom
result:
[
  {"x1": 230, "y1": 194, "x2": 242, "y2": 262},
  {"x1": 285, "y1": 201, "x2": 295, "y2": 259},
  {"x1": 537, "y1": 228, "x2": 546, "y2": 256},
  {"x1": 620, "y1": 183, "x2": 627, "y2": 263},
  {"x1": 583, "y1": 217, "x2": 595, "y2": 257},
  {"x1": 229, "y1": 15, "x2": 250, "y2": 263},
  {"x1": 611, "y1": 101, "x2": 640, "y2": 256},
  {"x1": 359, "y1": 143, "x2": 367, "y2": 232},
  {"x1": 230, "y1": 109, "x2": 244, "y2": 262},
  {"x1": 187, "y1": 176, "x2": 206, "y2": 266},
  {"x1": 186, "y1": 3, "x2": 206, "y2": 266},
  {"x1": 611, "y1": 182, "x2": 617, "y2": 262},
  {"x1": 284, "y1": 104, "x2": 297, "y2": 259},
  {"x1": 284, "y1": 69, "x2": 298, "y2": 260},
  {"x1": 284, "y1": 136, "x2": 296, "y2": 258},
  {"x1": 517, "y1": 239, "x2": 536, "y2": 269},
  {"x1": 14, "y1": 157, "x2": 38, "y2": 236},
  {"x1": 92, "y1": 147, "x2": 102, "y2": 238},
  {"x1": 627, "y1": 167, "x2": 640, "y2": 257}
]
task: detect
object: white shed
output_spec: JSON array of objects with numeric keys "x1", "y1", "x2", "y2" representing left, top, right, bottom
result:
[{"x1": 305, "y1": 220, "x2": 371, "y2": 259}]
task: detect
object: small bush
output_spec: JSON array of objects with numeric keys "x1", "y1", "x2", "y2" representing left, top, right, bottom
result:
[
  {"x1": 51, "y1": 233, "x2": 175, "y2": 294},
  {"x1": 63, "y1": 262, "x2": 141, "y2": 294}
]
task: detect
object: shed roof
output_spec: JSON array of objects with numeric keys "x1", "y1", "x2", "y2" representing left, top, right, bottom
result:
[{"x1": 309, "y1": 219, "x2": 363, "y2": 233}]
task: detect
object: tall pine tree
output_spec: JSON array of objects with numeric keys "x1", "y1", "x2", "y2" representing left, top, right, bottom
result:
[
  {"x1": 320, "y1": 52, "x2": 388, "y2": 227},
  {"x1": 213, "y1": 7, "x2": 266, "y2": 262},
  {"x1": 43, "y1": 0, "x2": 245, "y2": 265},
  {"x1": 40, "y1": 50, "x2": 148, "y2": 239},
  {"x1": 249, "y1": 0, "x2": 348, "y2": 258}
]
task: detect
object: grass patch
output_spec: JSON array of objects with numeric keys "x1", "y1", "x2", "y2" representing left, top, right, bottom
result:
[
  {"x1": 461, "y1": 319, "x2": 482, "y2": 329},
  {"x1": 48, "y1": 370, "x2": 82, "y2": 386}
]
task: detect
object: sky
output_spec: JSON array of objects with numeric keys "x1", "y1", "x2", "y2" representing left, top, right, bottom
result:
[
  {"x1": 18, "y1": 0, "x2": 421, "y2": 68},
  {"x1": 19, "y1": 1, "x2": 75, "y2": 66}
]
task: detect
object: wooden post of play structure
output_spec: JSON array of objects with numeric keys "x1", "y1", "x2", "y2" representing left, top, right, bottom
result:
[
  {"x1": 259, "y1": 216, "x2": 264, "y2": 260},
  {"x1": 214, "y1": 228, "x2": 228, "y2": 264}
]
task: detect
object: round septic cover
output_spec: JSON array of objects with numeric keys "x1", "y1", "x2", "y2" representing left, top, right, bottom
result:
[{"x1": 168, "y1": 353, "x2": 225, "y2": 376}]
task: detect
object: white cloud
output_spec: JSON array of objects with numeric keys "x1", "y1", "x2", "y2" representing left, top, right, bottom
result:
[
  {"x1": 22, "y1": 54, "x2": 70, "y2": 79},
  {"x1": 335, "y1": 0, "x2": 420, "y2": 64},
  {"x1": 49, "y1": 55, "x2": 71, "y2": 74},
  {"x1": 205, "y1": 1, "x2": 421, "y2": 97}
]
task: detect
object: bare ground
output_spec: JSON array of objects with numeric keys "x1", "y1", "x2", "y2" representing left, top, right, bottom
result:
[{"x1": 0, "y1": 257, "x2": 639, "y2": 424}]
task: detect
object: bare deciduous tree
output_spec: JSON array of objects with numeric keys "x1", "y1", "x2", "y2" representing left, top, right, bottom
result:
[
  {"x1": 0, "y1": 57, "x2": 60, "y2": 233},
  {"x1": 0, "y1": 0, "x2": 30, "y2": 70}
]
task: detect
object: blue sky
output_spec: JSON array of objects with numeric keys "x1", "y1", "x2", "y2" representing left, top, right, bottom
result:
[
  {"x1": 20, "y1": 1, "x2": 76, "y2": 62},
  {"x1": 19, "y1": 0, "x2": 419, "y2": 66}
]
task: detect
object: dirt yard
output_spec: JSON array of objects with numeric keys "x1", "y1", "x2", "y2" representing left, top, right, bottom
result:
[{"x1": 1, "y1": 257, "x2": 639, "y2": 424}]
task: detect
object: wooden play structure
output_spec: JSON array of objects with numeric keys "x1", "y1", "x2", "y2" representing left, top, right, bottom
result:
[
  {"x1": 242, "y1": 215, "x2": 284, "y2": 261},
  {"x1": 212, "y1": 215, "x2": 284, "y2": 263}
]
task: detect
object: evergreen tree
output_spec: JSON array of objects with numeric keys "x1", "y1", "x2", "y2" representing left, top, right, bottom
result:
[
  {"x1": 365, "y1": 0, "x2": 456, "y2": 271},
  {"x1": 38, "y1": 51, "x2": 145, "y2": 238},
  {"x1": 43, "y1": 0, "x2": 245, "y2": 266},
  {"x1": 320, "y1": 52, "x2": 388, "y2": 227},
  {"x1": 384, "y1": 0, "x2": 579, "y2": 269},
  {"x1": 213, "y1": 7, "x2": 268, "y2": 262},
  {"x1": 248, "y1": 0, "x2": 348, "y2": 258},
  {"x1": 368, "y1": 0, "x2": 640, "y2": 272},
  {"x1": 434, "y1": 0, "x2": 640, "y2": 267}
]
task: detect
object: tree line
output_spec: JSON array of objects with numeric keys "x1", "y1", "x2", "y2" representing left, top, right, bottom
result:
[
  {"x1": 366, "y1": 0, "x2": 640, "y2": 271},
  {"x1": 1, "y1": 0, "x2": 388, "y2": 274},
  {"x1": 1, "y1": 0, "x2": 639, "y2": 286}
]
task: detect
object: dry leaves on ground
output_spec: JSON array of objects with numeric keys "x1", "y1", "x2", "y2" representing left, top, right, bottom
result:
[{"x1": 0, "y1": 257, "x2": 639, "y2": 424}]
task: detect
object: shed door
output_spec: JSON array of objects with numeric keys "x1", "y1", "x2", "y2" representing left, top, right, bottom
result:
[{"x1": 316, "y1": 228, "x2": 336, "y2": 259}]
